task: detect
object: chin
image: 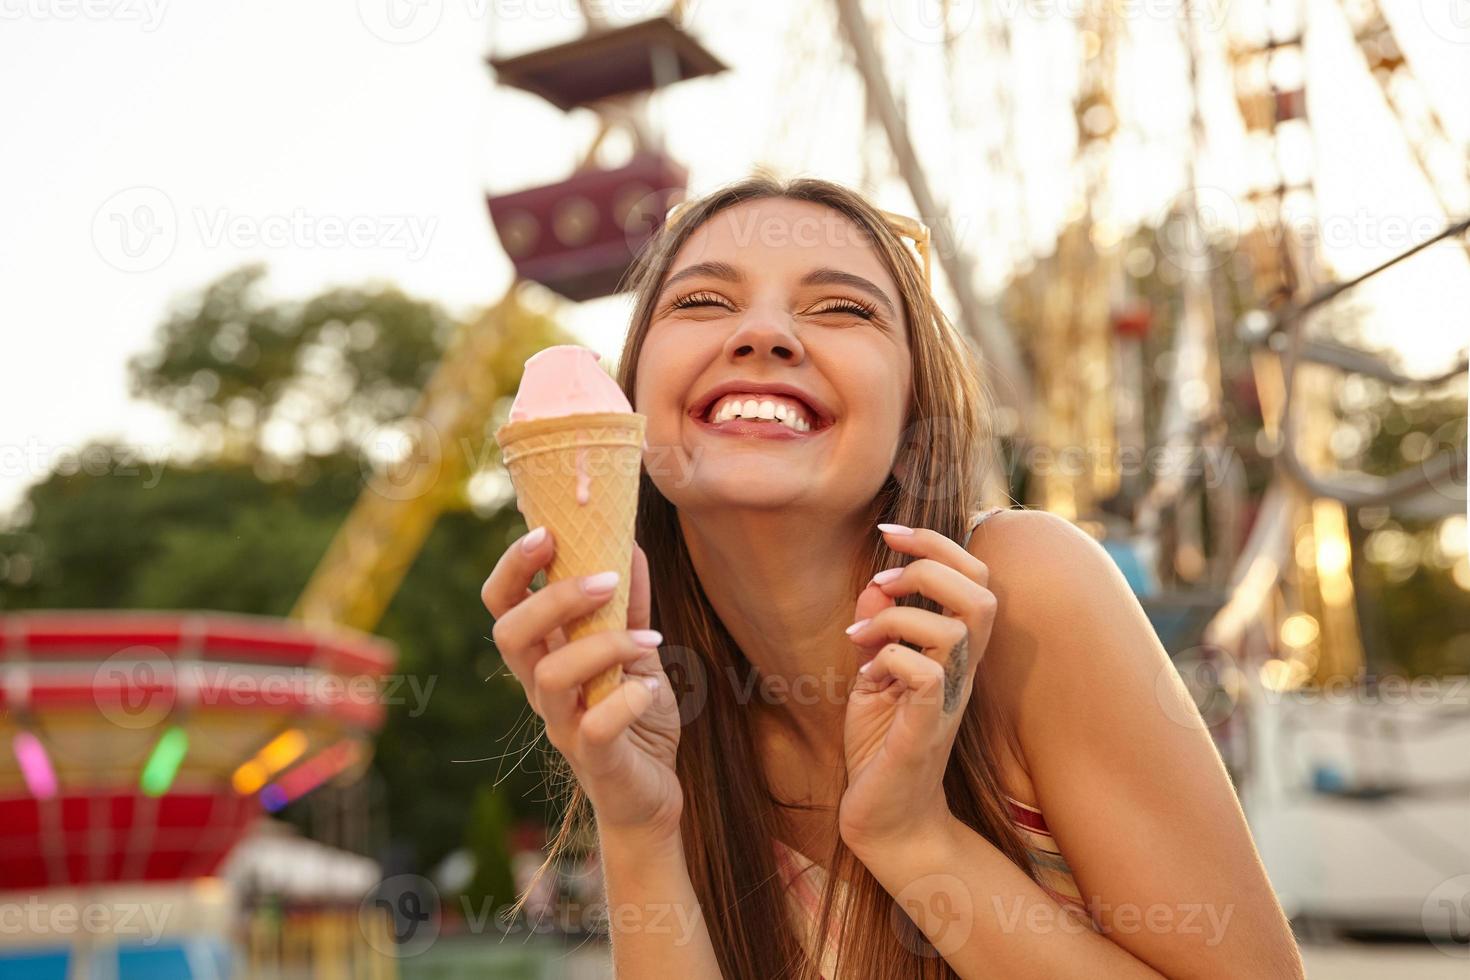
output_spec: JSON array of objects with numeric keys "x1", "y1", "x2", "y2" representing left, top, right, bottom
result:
[{"x1": 672, "y1": 468, "x2": 812, "y2": 513}]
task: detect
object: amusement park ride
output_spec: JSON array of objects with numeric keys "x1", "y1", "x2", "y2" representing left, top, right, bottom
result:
[
  {"x1": 0, "y1": 612, "x2": 397, "y2": 976},
  {"x1": 1, "y1": 0, "x2": 1464, "y2": 973}
]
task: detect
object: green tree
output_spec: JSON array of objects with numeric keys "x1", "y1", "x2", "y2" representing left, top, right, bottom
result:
[
  {"x1": 1, "y1": 266, "x2": 572, "y2": 874},
  {"x1": 462, "y1": 785, "x2": 518, "y2": 916}
]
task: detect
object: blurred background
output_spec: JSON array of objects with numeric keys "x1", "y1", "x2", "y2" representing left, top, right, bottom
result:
[{"x1": 0, "y1": 0, "x2": 1466, "y2": 977}]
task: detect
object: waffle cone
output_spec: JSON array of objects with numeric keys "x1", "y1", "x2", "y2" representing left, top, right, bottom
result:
[{"x1": 495, "y1": 412, "x2": 646, "y2": 707}]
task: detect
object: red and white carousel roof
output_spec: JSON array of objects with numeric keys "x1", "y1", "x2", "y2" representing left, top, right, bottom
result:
[{"x1": 0, "y1": 610, "x2": 397, "y2": 890}]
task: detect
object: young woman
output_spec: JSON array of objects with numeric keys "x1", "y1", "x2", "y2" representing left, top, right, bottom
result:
[{"x1": 481, "y1": 176, "x2": 1304, "y2": 978}]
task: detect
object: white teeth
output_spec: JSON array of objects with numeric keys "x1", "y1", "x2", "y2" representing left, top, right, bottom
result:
[{"x1": 706, "y1": 393, "x2": 815, "y2": 432}]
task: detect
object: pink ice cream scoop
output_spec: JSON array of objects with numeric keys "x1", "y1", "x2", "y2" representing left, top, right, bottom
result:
[
  {"x1": 508, "y1": 345, "x2": 632, "y2": 421},
  {"x1": 496, "y1": 344, "x2": 646, "y2": 709}
]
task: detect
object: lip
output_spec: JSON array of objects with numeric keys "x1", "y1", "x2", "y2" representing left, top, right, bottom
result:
[{"x1": 688, "y1": 379, "x2": 836, "y2": 431}]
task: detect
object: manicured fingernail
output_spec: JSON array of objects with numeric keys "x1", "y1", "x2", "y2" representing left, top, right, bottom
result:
[
  {"x1": 871, "y1": 567, "x2": 902, "y2": 585},
  {"x1": 858, "y1": 660, "x2": 873, "y2": 674},
  {"x1": 642, "y1": 676, "x2": 660, "y2": 691},
  {"x1": 630, "y1": 629, "x2": 663, "y2": 647},
  {"x1": 844, "y1": 619, "x2": 870, "y2": 636},
  {"x1": 521, "y1": 527, "x2": 547, "y2": 552},
  {"x1": 581, "y1": 571, "x2": 619, "y2": 594},
  {"x1": 877, "y1": 523, "x2": 913, "y2": 535}
]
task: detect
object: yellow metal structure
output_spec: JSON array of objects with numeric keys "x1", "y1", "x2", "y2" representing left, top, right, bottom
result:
[{"x1": 291, "y1": 285, "x2": 569, "y2": 632}]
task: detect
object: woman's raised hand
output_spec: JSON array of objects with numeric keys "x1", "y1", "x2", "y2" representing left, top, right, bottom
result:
[
  {"x1": 482, "y1": 529, "x2": 684, "y2": 844},
  {"x1": 838, "y1": 523, "x2": 995, "y2": 858}
]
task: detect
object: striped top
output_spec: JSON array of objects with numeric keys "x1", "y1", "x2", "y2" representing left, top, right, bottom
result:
[{"x1": 772, "y1": 505, "x2": 1086, "y2": 977}]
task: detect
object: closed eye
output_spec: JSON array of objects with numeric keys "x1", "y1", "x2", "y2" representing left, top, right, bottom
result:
[
  {"x1": 807, "y1": 298, "x2": 877, "y2": 320},
  {"x1": 669, "y1": 292, "x2": 879, "y2": 321},
  {"x1": 669, "y1": 291, "x2": 733, "y2": 312}
]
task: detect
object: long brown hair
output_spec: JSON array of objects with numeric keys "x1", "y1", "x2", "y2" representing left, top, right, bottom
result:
[{"x1": 533, "y1": 175, "x2": 1041, "y2": 977}]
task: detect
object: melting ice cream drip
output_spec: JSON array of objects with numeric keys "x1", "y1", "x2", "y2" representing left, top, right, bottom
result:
[{"x1": 575, "y1": 441, "x2": 591, "y2": 505}]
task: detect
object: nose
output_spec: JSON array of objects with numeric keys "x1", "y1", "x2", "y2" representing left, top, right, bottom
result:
[{"x1": 722, "y1": 308, "x2": 805, "y2": 365}]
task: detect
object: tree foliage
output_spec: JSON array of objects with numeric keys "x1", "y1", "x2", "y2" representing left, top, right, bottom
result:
[{"x1": 2, "y1": 266, "x2": 572, "y2": 872}]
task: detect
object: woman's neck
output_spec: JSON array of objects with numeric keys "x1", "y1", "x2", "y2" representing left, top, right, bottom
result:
[{"x1": 678, "y1": 505, "x2": 869, "y2": 765}]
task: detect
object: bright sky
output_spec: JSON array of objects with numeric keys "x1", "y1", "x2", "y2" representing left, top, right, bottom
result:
[{"x1": 1, "y1": 0, "x2": 1466, "y2": 522}]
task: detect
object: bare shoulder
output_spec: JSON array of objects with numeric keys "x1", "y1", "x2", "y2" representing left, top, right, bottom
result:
[
  {"x1": 964, "y1": 507, "x2": 1129, "y2": 617},
  {"x1": 963, "y1": 507, "x2": 1157, "y2": 723}
]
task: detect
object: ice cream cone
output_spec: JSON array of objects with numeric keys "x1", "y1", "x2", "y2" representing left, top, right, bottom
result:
[{"x1": 495, "y1": 411, "x2": 646, "y2": 707}]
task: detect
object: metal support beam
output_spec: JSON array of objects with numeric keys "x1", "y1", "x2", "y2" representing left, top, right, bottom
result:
[{"x1": 831, "y1": 0, "x2": 1034, "y2": 427}]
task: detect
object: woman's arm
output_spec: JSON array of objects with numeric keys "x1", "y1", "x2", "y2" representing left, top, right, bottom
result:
[
  {"x1": 601, "y1": 824, "x2": 724, "y2": 979},
  {"x1": 858, "y1": 815, "x2": 1167, "y2": 979},
  {"x1": 953, "y1": 509, "x2": 1304, "y2": 979},
  {"x1": 482, "y1": 536, "x2": 722, "y2": 977},
  {"x1": 839, "y1": 520, "x2": 1169, "y2": 977}
]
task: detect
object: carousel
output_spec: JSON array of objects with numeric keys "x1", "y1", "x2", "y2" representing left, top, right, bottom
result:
[{"x1": 0, "y1": 610, "x2": 396, "y2": 978}]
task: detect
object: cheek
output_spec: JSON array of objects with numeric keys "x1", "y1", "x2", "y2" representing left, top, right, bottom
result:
[
  {"x1": 811, "y1": 339, "x2": 910, "y2": 490},
  {"x1": 873, "y1": 367, "x2": 909, "y2": 434},
  {"x1": 634, "y1": 327, "x2": 707, "y2": 429},
  {"x1": 833, "y1": 338, "x2": 910, "y2": 434}
]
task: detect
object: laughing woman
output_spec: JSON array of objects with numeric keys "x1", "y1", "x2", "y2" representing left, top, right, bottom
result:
[{"x1": 481, "y1": 176, "x2": 1304, "y2": 979}]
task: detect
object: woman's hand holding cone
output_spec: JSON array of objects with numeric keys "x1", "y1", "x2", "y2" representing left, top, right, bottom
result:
[{"x1": 483, "y1": 529, "x2": 684, "y2": 844}]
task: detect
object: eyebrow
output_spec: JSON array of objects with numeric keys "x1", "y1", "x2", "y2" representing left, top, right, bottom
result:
[
  {"x1": 660, "y1": 262, "x2": 898, "y2": 320},
  {"x1": 661, "y1": 261, "x2": 744, "y2": 294}
]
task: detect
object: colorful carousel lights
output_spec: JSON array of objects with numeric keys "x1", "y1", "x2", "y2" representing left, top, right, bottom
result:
[
  {"x1": 260, "y1": 740, "x2": 363, "y2": 813},
  {"x1": 140, "y1": 725, "x2": 190, "y2": 797},
  {"x1": 231, "y1": 729, "x2": 308, "y2": 796},
  {"x1": 13, "y1": 731, "x2": 58, "y2": 799}
]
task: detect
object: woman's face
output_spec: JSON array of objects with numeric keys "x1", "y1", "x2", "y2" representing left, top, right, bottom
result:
[{"x1": 634, "y1": 197, "x2": 912, "y2": 519}]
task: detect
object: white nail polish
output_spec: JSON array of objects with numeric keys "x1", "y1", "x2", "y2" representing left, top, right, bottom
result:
[{"x1": 581, "y1": 571, "x2": 619, "y2": 594}]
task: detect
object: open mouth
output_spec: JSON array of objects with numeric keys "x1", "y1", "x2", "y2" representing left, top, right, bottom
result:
[
  {"x1": 689, "y1": 389, "x2": 834, "y2": 436},
  {"x1": 707, "y1": 393, "x2": 812, "y2": 431}
]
